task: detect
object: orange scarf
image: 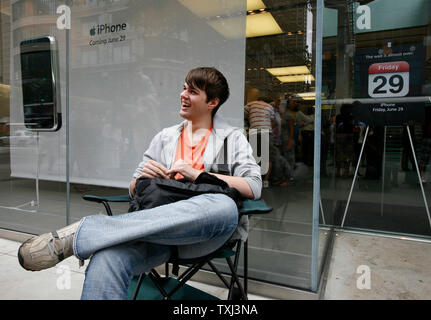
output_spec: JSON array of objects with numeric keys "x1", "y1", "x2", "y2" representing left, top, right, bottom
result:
[{"x1": 173, "y1": 125, "x2": 213, "y2": 179}]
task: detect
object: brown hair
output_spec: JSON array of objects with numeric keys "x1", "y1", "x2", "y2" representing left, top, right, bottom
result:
[{"x1": 185, "y1": 67, "x2": 230, "y2": 116}]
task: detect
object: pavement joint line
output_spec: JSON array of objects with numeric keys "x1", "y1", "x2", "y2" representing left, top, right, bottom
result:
[
  {"x1": 0, "y1": 252, "x2": 88, "y2": 275},
  {"x1": 2, "y1": 251, "x2": 18, "y2": 257},
  {"x1": 248, "y1": 245, "x2": 312, "y2": 258},
  {"x1": 251, "y1": 227, "x2": 312, "y2": 237},
  {"x1": 2, "y1": 252, "x2": 18, "y2": 258},
  {"x1": 252, "y1": 216, "x2": 313, "y2": 225}
]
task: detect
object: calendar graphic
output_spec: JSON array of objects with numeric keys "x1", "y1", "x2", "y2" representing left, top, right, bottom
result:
[
  {"x1": 353, "y1": 44, "x2": 425, "y2": 125},
  {"x1": 368, "y1": 61, "x2": 409, "y2": 98}
]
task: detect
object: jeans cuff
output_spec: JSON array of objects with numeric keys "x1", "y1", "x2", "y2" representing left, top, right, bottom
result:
[{"x1": 73, "y1": 216, "x2": 87, "y2": 261}]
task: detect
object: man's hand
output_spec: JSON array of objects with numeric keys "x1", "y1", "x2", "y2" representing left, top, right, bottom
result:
[
  {"x1": 140, "y1": 160, "x2": 170, "y2": 179},
  {"x1": 167, "y1": 159, "x2": 201, "y2": 182},
  {"x1": 129, "y1": 160, "x2": 169, "y2": 196}
]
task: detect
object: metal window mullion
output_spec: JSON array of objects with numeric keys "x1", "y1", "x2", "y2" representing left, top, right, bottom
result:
[
  {"x1": 65, "y1": 0, "x2": 70, "y2": 226},
  {"x1": 311, "y1": 0, "x2": 324, "y2": 292}
]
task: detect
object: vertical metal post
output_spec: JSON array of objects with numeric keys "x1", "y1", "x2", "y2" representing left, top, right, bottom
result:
[
  {"x1": 311, "y1": 0, "x2": 323, "y2": 292},
  {"x1": 35, "y1": 131, "x2": 40, "y2": 208},
  {"x1": 65, "y1": 0, "x2": 70, "y2": 225},
  {"x1": 380, "y1": 126, "x2": 387, "y2": 216},
  {"x1": 341, "y1": 126, "x2": 369, "y2": 227},
  {"x1": 406, "y1": 126, "x2": 431, "y2": 230},
  {"x1": 319, "y1": 197, "x2": 326, "y2": 225}
]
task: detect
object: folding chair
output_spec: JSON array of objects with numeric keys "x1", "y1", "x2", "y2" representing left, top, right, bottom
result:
[{"x1": 83, "y1": 194, "x2": 272, "y2": 300}]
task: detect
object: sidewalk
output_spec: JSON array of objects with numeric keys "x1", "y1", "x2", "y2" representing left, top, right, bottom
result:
[
  {"x1": 2, "y1": 231, "x2": 431, "y2": 300},
  {"x1": 0, "y1": 237, "x2": 270, "y2": 300},
  {"x1": 322, "y1": 232, "x2": 431, "y2": 299}
]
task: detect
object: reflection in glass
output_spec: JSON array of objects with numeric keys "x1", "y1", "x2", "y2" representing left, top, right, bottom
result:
[
  {"x1": 0, "y1": 0, "x2": 327, "y2": 292},
  {"x1": 243, "y1": 0, "x2": 318, "y2": 290},
  {"x1": 0, "y1": 0, "x2": 68, "y2": 234},
  {"x1": 322, "y1": 0, "x2": 431, "y2": 237}
]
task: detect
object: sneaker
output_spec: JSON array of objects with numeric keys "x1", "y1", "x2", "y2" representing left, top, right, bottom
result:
[{"x1": 18, "y1": 221, "x2": 80, "y2": 271}]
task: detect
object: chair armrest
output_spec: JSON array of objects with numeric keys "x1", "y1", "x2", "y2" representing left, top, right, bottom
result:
[
  {"x1": 82, "y1": 195, "x2": 131, "y2": 216},
  {"x1": 82, "y1": 195, "x2": 271, "y2": 216},
  {"x1": 239, "y1": 199, "x2": 272, "y2": 215},
  {"x1": 82, "y1": 195, "x2": 131, "y2": 203}
]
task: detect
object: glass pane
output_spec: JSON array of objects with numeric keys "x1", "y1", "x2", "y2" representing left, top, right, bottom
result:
[
  {"x1": 66, "y1": 0, "x2": 318, "y2": 290},
  {"x1": 67, "y1": 1, "x2": 247, "y2": 224},
  {"x1": 0, "y1": 0, "x2": 322, "y2": 293},
  {"x1": 322, "y1": 0, "x2": 431, "y2": 237},
  {"x1": 239, "y1": 0, "x2": 317, "y2": 290},
  {"x1": 0, "y1": 0, "x2": 68, "y2": 234}
]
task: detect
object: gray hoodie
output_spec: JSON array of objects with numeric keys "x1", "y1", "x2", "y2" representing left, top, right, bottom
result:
[{"x1": 131, "y1": 114, "x2": 262, "y2": 241}]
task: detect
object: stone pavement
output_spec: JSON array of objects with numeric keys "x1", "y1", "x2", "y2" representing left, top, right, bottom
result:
[
  {"x1": 0, "y1": 237, "x2": 270, "y2": 300},
  {"x1": 322, "y1": 232, "x2": 431, "y2": 300},
  {"x1": 2, "y1": 230, "x2": 431, "y2": 300}
]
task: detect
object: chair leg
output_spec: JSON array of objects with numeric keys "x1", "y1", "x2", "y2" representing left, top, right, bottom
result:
[
  {"x1": 145, "y1": 261, "x2": 208, "y2": 300},
  {"x1": 165, "y1": 262, "x2": 169, "y2": 278},
  {"x1": 132, "y1": 273, "x2": 146, "y2": 300},
  {"x1": 227, "y1": 241, "x2": 247, "y2": 300},
  {"x1": 148, "y1": 270, "x2": 170, "y2": 300},
  {"x1": 150, "y1": 268, "x2": 163, "y2": 280},
  {"x1": 167, "y1": 259, "x2": 208, "y2": 299},
  {"x1": 226, "y1": 256, "x2": 246, "y2": 300},
  {"x1": 207, "y1": 261, "x2": 230, "y2": 288},
  {"x1": 227, "y1": 241, "x2": 241, "y2": 299},
  {"x1": 177, "y1": 263, "x2": 200, "y2": 282}
]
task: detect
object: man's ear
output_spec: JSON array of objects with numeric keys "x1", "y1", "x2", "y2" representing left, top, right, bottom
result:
[{"x1": 207, "y1": 97, "x2": 220, "y2": 111}]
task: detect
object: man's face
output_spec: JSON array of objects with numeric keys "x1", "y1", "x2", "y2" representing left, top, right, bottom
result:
[
  {"x1": 288, "y1": 99, "x2": 297, "y2": 110},
  {"x1": 179, "y1": 83, "x2": 217, "y2": 121}
]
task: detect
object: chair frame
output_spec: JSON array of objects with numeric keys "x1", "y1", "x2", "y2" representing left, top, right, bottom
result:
[{"x1": 83, "y1": 194, "x2": 272, "y2": 300}]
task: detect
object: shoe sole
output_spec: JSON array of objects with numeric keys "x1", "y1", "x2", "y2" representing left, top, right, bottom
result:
[
  {"x1": 17, "y1": 242, "x2": 35, "y2": 271},
  {"x1": 17, "y1": 246, "x2": 25, "y2": 269}
]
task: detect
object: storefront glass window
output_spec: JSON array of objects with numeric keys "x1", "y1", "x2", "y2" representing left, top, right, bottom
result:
[
  {"x1": 322, "y1": 0, "x2": 431, "y2": 238},
  {"x1": 0, "y1": 0, "x2": 327, "y2": 293},
  {"x1": 0, "y1": 0, "x2": 68, "y2": 234},
  {"x1": 240, "y1": 0, "x2": 319, "y2": 290}
]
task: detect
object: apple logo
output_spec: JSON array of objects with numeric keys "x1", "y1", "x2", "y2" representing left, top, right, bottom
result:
[{"x1": 90, "y1": 26, "x2": 96, "y2": 36}]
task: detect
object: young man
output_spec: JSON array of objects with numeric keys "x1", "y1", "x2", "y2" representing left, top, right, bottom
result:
[{"x1": 17, "y1": 67, "x2": 262, "y2": 300}]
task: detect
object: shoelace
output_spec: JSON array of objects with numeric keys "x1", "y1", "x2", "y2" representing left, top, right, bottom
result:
[
  {"x1": 46, "y1": 235, "x2": 64, "y2": 260},
  {"x1": 46, "y1": 228, "x2": 82, "y2": 266},
  {"x1": 48, "y1": 232, "x2": 72, "y2": 261}
]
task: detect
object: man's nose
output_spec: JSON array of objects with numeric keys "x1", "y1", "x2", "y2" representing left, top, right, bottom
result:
[{"x1": 180, "y1": 90, "x2": 189, "y2": 99}]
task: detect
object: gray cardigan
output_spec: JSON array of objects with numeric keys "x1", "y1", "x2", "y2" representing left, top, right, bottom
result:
[{"x1": 131, "y1": 114, "x2": 262, "y2": 241}]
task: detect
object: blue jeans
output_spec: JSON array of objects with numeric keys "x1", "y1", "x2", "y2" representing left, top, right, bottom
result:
[{"x1": 73, "y1": 193, "x2": 239, "y2": 300}]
